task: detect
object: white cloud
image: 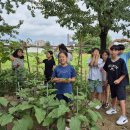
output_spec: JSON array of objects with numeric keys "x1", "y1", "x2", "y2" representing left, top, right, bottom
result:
[
  {"x1": 2, "y1": 2, "x2": 128, "y2": 45},
  {"x1": 2, "y1": 5, "x2": 74, "y2": 44}
]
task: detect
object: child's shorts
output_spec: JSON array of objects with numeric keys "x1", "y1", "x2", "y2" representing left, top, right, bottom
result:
[
  {"x1": 88, "y1": 80, "x2": 103, "y2": 93},
  {"x1": 56, "y1": 94, "x2": 72, "y2": 103},
  {"x1": 110, "y1": 85, "x2": 126, "y2": 100}
]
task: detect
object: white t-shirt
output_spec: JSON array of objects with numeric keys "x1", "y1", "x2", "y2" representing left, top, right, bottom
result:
[{"x1": 87, "y1": 58, "x2": 103, "y2": 81}]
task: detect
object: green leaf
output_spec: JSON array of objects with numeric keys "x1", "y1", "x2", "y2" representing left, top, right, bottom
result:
[
  {"x1": 77, "y1": 115, "x2": 88, "y2": 123},
  {"x1": 91, "y1": 126, "x2": 100, "y2": 130},
  {"x1": 18, "y1": 102, "x2": 33, "y2": 111},
  {"x1": 42, "y1": 117, "x2": 53, "y2": 126},
  {"x1": 12, "y1": 116, "x2": 33, "y2": 130},
  {"x1": 87, "y1": 109, "x2": 98, "y2": 122},
  {"x1": 57, "y1": 117, "x2": 65, "y2": 130},
  {"x1": 9, "y1": 106, "x2": 19, "y2": 114},
  {"x1": 48, "y1": 104, "x2": 69, "y2": 118},
  {"x1": 34, "y1": 106, "x2": 46, "y2": 124},
  {"x1": 70, "y1": 117, "x2": 81, "y2": 130},
  {"x1": 0, "y1": 97, "x2": 9, "y2": 107},
  {"x1": 0, "y1": 114, "x2": 14, "y2": 126}
]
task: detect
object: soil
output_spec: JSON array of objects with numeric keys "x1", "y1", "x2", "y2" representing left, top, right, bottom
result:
[{"x1": 97, "y1": 89, "x2": 130, "y2": 130}]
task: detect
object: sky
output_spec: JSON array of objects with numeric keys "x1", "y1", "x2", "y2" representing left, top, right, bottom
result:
[{"x1": 1, "y1": 3, "x2": 127, "y2": 45}]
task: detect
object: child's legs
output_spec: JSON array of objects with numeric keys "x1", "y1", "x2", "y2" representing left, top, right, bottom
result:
[
  {"x1": 102, "y1": 86, "x2": 107, "y2": 103},
  {"x1": 88, "y1": 80, "x2": 95, "y2": 100},
  {"x1": 111, "y1": 98, "x2": 117, "y2": 108},
  {"x1": 106, "y1": 85, "x2": 110, "y2": 103},
  {"x1": 117, "y1": 86, "x2": 126, "y2": 116},
  {"x1": 119, "y1": 100, "x2": 126, "y2": 116},
  {"x1": 110, "y1": 85, "x2": 117, "y2": 108},
  {"x1": 95, "y1": 81, "x2": 103, "y2": 102}
]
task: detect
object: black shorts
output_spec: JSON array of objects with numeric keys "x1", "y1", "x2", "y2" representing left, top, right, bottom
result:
[
  {"x1": 110, "y1": 85, "x2": 126, "y2": 100},
  {"x1": 56, "y1": 94, "x2": 72, "y2": 103}
]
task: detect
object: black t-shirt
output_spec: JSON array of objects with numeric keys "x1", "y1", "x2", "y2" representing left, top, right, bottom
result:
[
  {"x1": 103, "y1": 58, "x2": 129, "y2": 86},
  {"x1": 43, "y1": 59, "x2": 55, "y2": 77}
]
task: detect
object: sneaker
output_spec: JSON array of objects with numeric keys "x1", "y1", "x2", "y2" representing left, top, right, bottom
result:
[
  {"x1": 116, "y1": 116, "x2": 128, "y2": 125},
  {"x1": 95, "y1": 105, "x2": 102, "y2": 110},
  {"x1": 106, "y1": 108, "x2": 117, "y2": 115},
  {"x1": 104, "y1": 103, "x2": 110, "y2": 109}
]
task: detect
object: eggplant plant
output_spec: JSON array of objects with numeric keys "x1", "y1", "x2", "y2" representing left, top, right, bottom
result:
[{"x1": 0, "y1": 74, "x2": 102, "y2": 130}]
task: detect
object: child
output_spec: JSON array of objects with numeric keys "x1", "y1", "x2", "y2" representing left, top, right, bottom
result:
[
  {"x1": 104, "y1": 45, "x2": 129, "y2": 125},
  {"x1": 52, "y1": 51, "x2": 76, "y2": 103},
  {"x1": 101, "y1": 50, "x2": 110, "y2": 108},
  {"x1": 88, "y1": 48, "x2": 103, "y2": 110},
  {"x1": 118, "y1": 44, "x2": 130, "y2": 69},
  {"x1": 10, "y1": 49, "x2": 24, "y2": 87},
  {"x1": 37, "y1": 51, "x2": 55, "y2": 84},
  {"x1": 54, "y1": 44, "x2": 73, "y2": 63},
  {"x1": 10, "y1": 49, "x2": 24, "y2": 71}
]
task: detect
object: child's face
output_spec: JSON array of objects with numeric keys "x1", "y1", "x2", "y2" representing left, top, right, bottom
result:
[
  {"x1": 17, "y1": 50, "x2": 23, "y2": 57},
  {"x1": 110, "y1": 50, "x2": 119, "y2": 58},
  {"x1": 92, "y1": 50, "x2": 99, "y2": 57},
  {"x1": 102, "y1": 52, "x2": 108, "y2": 61},
  {"x1": 46, "y1": 52, "x2": 51, "y2": 58},
  {"x1": 59, "y1": 53, "x2": 68, "y2": 65},
  {"x1": 118, "y1": 50, "x2": 124, "y2": 55}
]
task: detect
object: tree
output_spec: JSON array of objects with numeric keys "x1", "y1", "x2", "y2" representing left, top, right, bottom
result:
[
  {"x1": 37, "y1": 0, "x2": 130, "y2": 51},
  {"x1": 0, "y1": 0, "x2": 36, "y2": 39}
]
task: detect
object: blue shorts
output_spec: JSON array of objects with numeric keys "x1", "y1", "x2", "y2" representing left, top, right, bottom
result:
[
  {"x1": 110, "y1": 85, "x2": 126, "y2": 100},
  {"x1": 88, "y1": 80, "x2": 103, "y2": 93},
  {"x1": 56, "y1": 94, "x2": 72, "y2": 103}
]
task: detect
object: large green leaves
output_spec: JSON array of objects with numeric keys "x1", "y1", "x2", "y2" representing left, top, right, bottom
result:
[
  {"x1": 34, "y1": 106, "x2": 46, "y2": 124},
  {"x1": 12, "y1": 116, "x2": 33, "y2": 130},
  {"x1": 48, "y1": 104, "x2": 69, "y2": 118},
  {"x1": 0, "y1": 114, "x2": 14, "y2": 126},
  {"x1": 57, "y1": 117, "x2": 66, "y2": 130},
  {"x1": 0, "y1": 97, "x2": 9, "y2": 107},
  {"x1": 70, "y1": 117, "x2": 81, "y2": 130}
]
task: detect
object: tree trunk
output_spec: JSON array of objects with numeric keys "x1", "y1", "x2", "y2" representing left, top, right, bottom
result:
[{"x1": 100, "y1": 29, "x2": 108, "y2": 51}]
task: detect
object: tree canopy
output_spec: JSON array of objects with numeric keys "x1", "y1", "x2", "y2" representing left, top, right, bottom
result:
[
  {"x1": 37, "y1": 0, "x2": 130, "y2": 50},
  {"x1": 0, "y1": 0, "x2": 35, "y2": 39}
]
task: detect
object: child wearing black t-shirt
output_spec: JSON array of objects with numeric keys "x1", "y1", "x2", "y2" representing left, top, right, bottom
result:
[
  {"x1": 37, "y1": 51, "x2": 55, "y2": 84},
  {"x1": 104, "y1": 45, "x2": 129, "y2": 125}
]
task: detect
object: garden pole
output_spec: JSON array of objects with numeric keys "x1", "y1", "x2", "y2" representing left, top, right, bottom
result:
[
  {"x1": 76, "y1": 86, "x2": 79, "y2": 114},
  {"x1": 25, "y1": 46, "x2": 31, "y2": 73},
  {"x1": 46, "y1": 83, "x2": 50, "y2": 130},
  {"x1": 80, "y1": 38, "x2": 83, "y2": 82},
  {"x1": 36, "y1": 42, "x2": 39, "y2": 77}
]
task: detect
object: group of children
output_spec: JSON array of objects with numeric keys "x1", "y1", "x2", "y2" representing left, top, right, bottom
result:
[
  {"x1": 88, "y1": 44, "x2": 130, "y2": 125},
  {"x1": 10, "y1": 43, "x2": 130, "y2": 126}
]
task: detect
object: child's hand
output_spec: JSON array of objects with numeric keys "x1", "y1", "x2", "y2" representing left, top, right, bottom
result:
[{"x1": 114, "y1": 79, "x2": 121, "y2": 85}]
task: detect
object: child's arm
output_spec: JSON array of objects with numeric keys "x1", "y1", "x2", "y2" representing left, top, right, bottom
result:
[
  {"x1": 89, "y1": 57, "x2": 95, "y2": 67},
  {"x1": 114, "y1": 75, "x2": 125, "y2": 85},
  {"x1": 94, "y1": 55, "x2": 99, "y2": 66},
  {"x1": 36, "y1": 57, "x2": 43, "y2": 64},
  {"x1": 10, "y1": 55, "x2": 16, "y2": 61}
]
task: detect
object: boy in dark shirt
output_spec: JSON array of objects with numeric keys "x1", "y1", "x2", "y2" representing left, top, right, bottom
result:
[{"x1": 103, "y1": 45, "x2": 129, "y2": 125}]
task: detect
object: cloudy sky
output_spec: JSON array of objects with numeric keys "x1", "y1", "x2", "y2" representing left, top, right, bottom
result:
[{"x1": 2, "y1": 3, "x2": 126, "y2": 45}]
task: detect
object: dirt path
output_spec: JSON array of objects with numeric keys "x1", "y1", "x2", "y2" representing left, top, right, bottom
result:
[{"x1": 98, "y1": 89, "x2": 130, "y2": 130}]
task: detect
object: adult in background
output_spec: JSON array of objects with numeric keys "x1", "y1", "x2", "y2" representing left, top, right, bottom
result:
[{"x1": 55, "y1": 43, "x2": 73, "y2": 63}]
